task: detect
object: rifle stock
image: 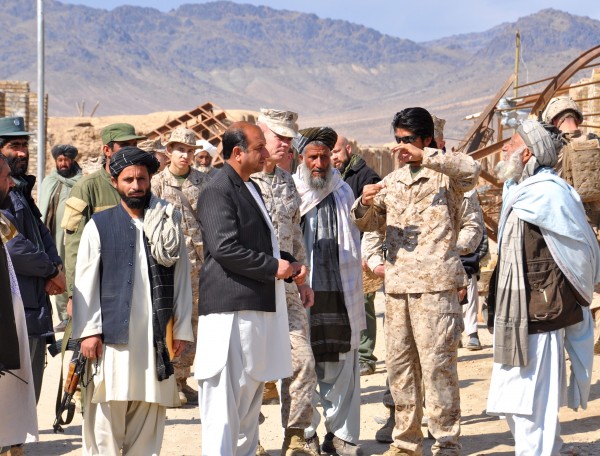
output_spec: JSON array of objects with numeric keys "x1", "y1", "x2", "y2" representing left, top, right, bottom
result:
[{"x1": 53, "y1": 351, "x2": 87, "y2": 433}]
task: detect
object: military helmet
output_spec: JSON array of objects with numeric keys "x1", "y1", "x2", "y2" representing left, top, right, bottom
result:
[{"x1": 542, "y1": 96, "x2": 583, "y2": 125}]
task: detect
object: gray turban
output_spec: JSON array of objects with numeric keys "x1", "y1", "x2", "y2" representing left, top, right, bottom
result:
[
  {"x1": 292, "y1": 127, "x2": 338, "y2": 154},
  {"x1": 51, "y1": 144, "x2": 78, "y2": 159},
  {"x1": 109, "y1": 146, "x2": 160, "y2": 178},
  {"x1": 516, "y1": 120, "x2": 560, "y2": 169}
]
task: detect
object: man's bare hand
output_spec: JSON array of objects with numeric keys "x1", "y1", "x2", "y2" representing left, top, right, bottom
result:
[
  {"x1": 391, "y1": 142, "x2": 424, "y2": 164},
  {"x1": 46, "y1": 270, "x2": 66, "y2": 295},
  {"x1": 374, "y1": 264, "x2": 385, "y2": 279},
  {"x1": 298, "y1": 283, "x2": 314, "y2": 308},
  {"x1": 361, "y1": 182, "x2": 385, "y2": 206},
  {"x1": 276, "y1": 259, "x2": 293, "y2": 280},
  {"x1": 458, "y1": 287, "x2": 467, "y2": 302},
  {"x1": 172, "y1": 339, "x2": 188, "y2": 358},
  {"x1": 81, "y1": 335, "x2": 103, "y2": 360},
  {"x1": 291, "y1": 263, "x2": 307, "y2": 285},
  {"x1": 67, "y1": 297, "x2": 72, "y2": 317}
]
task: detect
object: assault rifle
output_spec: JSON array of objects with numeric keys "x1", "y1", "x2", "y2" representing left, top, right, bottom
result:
[{"x1": 53, "y1": 350, "x2": 87, "y2": 433}]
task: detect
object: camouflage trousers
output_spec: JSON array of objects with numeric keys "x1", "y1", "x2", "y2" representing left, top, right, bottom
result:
[
  {"x1": 174, "y1": 267, "x2": 199, "y2": 387},
  {"x1": 280, "y1": 284, "x2": 317, "y2": 430},
  {"x1": 385, "y1": 291, "x2": 463, "y2": 456}
]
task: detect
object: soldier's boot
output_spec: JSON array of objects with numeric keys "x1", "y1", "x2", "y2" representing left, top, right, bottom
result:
[
  {"x1": 375, "y1": 407, "x2": 395, "y2": 444},
  {"x1": 262, "y1": 381, "x2": 280, "y2": 405},
  {"x1": 380, "y1": 446, "x2": 411, "y2": 456},
  {"x1": 281, "y1": 428, "x2": 320, "y2": 456}
]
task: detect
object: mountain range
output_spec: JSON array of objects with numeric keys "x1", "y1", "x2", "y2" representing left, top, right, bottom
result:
[{"x1": 1, "y1": 0, "x2": 599, "y2": 144}]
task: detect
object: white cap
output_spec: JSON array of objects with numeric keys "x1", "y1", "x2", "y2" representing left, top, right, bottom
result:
[{"x1": 195, "y1": 139, "x2": 218, "y2": 157}]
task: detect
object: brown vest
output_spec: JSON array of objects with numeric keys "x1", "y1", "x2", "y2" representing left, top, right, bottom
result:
[{"x1": 523, "y1": 222, "x2": 586, "y2": 334}]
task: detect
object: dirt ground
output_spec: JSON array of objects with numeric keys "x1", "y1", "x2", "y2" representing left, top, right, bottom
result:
[{"x1": 27, "y1": 292, "x2": 600, "y2": 456}]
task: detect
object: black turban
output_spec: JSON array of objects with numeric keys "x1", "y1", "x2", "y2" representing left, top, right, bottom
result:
[
  {"x1": 51, "y1": 144, "x2": 78, "y2": 159},
  {"x1": 292, "y1": 127, "x2": 338, "y2": 154},
  {"x1": 109, "y1": 146, "x2": 160, "y2": 178}
]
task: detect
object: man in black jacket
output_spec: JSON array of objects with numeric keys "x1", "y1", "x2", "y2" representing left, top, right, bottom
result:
[
  {"x1": 0, "y1": 117, "x2": 65, "y2": 403},
  {"x1": 195, "y1": 122, "x2": 305, "y2": 455},
  {"x1": 332, "y1": 134, "x2": 381, "y2": 376}
]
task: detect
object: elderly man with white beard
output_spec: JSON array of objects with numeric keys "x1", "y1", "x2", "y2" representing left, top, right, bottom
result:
[
  {"x1": 486, "y1": 120, "x2": 600, "y2": 455},
  {"x1": 293, "y1": 127, "x2": 365, "y2": 456}
]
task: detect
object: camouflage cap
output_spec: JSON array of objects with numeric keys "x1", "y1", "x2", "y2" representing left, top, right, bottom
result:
[
  {"x1": 0, "y1": 117, "x2": 33, "y2": 137},
  {"x1": 101, "y1": 123, "x2": 146, "y2": 145},
  {"x1": 542, "y1": 96, "x2": 583, "y2": 125},
  {"x1": 195, "y1": 139, "x2": 218, "y2": 157},
  {"x1": 165, "y1": 126, "x2": 197, "y2": 148},
  {"x1": 257, "y1": 108, "x2": 298, "y2": 138},
  {"x1": 137, "y1": 138, "x2": 166, "y2": 154},
  {"x1": 432, "y1": 115, "x2": 446, "y2": 139}
]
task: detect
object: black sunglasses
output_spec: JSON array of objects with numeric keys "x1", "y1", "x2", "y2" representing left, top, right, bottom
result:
[{"x1": 394, "y1": 135, "x2": 417, "y2": 144}]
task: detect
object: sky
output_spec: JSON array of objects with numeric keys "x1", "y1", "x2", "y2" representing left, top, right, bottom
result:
[{"x1": 59, "y1": 0, "x2": 600, "y2": 41}]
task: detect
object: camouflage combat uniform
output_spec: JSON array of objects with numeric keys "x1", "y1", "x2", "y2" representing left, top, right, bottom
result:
[
  {"x1": 352, "y1": 149, "x2": 480, "y2": 455},
  {"x1": 252, "y1": 167, "x2": 317, "y2": 430},
  {"x1": 62, "y1": 168, "x2": 121, "y2": 296},
  {"x1": 151, "y1": 167, "x2": 210, "y2": 387}
]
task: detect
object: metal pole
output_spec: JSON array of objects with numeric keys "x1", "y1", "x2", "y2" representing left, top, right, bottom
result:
[
  {"x1": 37, "y1": 0, "x2": 45, "y2": 186},
  {"x1": 514, "y1": 30, "x2": 520, "y2": 99}
]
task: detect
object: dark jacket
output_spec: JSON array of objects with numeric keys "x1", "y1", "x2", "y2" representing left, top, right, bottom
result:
[
  {"x1": 1, "y1": 175, "x2": 61, "y2": 338},
  {"x1": 341, "y1": 156, "x2": 381, "y2": 199},
  {"x1": 198, "y1": 163, "x2": 296, "y2": 316}
]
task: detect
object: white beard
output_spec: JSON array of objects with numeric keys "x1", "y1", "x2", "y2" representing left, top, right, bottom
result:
[
  {"x1": 301, "y1": 161, "x2": 332, "y2": 190},
  {"x1": 495, "y1": 147, "x2": 525, "y2": 182}
]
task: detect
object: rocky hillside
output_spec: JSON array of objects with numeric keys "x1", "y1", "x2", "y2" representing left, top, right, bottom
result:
[{"x1": 1, "y1": 1, "x2": 599, "y2": 144}]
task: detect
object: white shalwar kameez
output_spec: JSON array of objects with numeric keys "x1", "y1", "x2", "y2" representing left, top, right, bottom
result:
[
  {"x1": 0, "y1": 253, "x2": 38, "y2": 447},
  {"x1": 195, "y1": 182, "x2": 293, "y2": 456},
  {"x1": 72, "y1": 218, "x2": 193, "y2": 456}
]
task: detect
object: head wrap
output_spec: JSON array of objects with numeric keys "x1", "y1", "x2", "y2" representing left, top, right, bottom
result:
[
  {"x1": 109, "y1": 146, "x2": 160, "y2": 178},
  {"x1": 516, "y1": 120, "x2": 562, "y2": 181},
  {"x1": 51, "y1": 144, "x2": 78, "y2": 159},
  {"x1": 292, "y1": 127, "x2": 338, "y2": 154}
]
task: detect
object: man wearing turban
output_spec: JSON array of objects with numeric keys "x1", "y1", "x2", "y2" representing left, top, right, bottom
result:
[
  {"x1": 39, "y1": 144, "x2": 82, "y2": 330},
  {"x1": 486, "y1": 120, "x2": 600, "y2": 454},
  {"x1": 292, "y1": 127, "x2": 366, "y2": 455},
  {"x1": 72, "y1": 146, "x2": 193, "y2": 455}
]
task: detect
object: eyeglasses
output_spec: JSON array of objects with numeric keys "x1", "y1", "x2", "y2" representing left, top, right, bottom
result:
[
  {"x1": 394, "y1": 135, "x2": 417, "y2": 144},
  {"x1": 5, "y1": 141, "x2": 29, "y2": 149}
]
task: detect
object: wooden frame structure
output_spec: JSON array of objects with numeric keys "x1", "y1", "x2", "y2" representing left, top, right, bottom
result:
[
  {"x1": 458, "y1": 45, "x2": 600, "y2": 241},
  {"x1": 145, "y1": 102, "x2": 230, "y2": 166}
]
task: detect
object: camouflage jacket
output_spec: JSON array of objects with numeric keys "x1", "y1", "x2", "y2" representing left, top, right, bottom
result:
[
  {"x1": 351, "y1": 148, "x2": 480, "y2": 294},
  {"x1": 252, "y1": 167, "x2": 307, "y2": 268},
  {"x1": 62, "y1": 168, "x2": 120, "y2": 295},
  {"x1": 456, "y1": 190, "x2": 484, "y2": 256},
  {"x1": 151, "y1": 167, "x2": 210, "y2": 269}
]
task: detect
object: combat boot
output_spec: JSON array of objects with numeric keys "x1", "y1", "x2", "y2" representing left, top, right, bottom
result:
[
  {"x1": 380, "y1": 446, "x2": 410, "y2": 456},
  {"x1": 281, "y1": 428, "x2": 320, "y2": 456},
  {"x1": 263, "y1": 381, "x2": 280, "y2": 405},
  {"x1": 375, "y1": 407, "x2": 395, "y2": 443}
]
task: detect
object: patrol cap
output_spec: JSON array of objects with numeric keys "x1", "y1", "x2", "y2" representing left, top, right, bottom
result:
[
  {"x1": 257, "y1": 108, "x2": 299, "y2": 139},
  {"x1": 432, "y1": 115, "x2": 446, "y2": 139},
  {"x1": 101, "y1": 123, "x2": 146, "y2": 145},
  {"x1": 164, "y1": 126, "x2": 197, "y2": 149},
  {"x1": 0, "y1": 117, "x2": 33, "y2": 137},
  {"x1": 195, "y1": 139, "x2": 218, "y2": 157},
  {"x1": 542, "y1": 96, "x2": 584, "y2": 125},
  {"x1": 137, "y1": 138, "x2": 166, "y2": 154}
]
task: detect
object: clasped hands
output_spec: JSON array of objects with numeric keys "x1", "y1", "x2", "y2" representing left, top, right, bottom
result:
[{"x1": 276, "y1": 260, "x2": 306, "y2": 285}]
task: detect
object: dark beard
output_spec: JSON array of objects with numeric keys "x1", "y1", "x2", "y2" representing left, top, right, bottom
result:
[
  {"x1": 57, "y1": 162, "x2": 79, "y2": 178},
  {"x1": 6, "y1": 155, "x2": 28, "y2": 176},
  {"x1": 119, "y1": 190, "x2": 151, "y2": 210}
]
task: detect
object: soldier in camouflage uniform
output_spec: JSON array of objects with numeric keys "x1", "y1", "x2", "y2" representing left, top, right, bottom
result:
[
  {"x1": 252, "y1": 109, "x2": 317, "y2": 456},
  {"x1": 151, "y1": 126, "x2": 210, "y2": 406},
  {"x1": 62, "y1": 123, "x2": 146, "y2": 311},
  {"x1": 352, "y1": 108, "x2": 480, "y2": 456},
  {"x1": 543, "y1": 96, "x2": 600, "y2": 354}
]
